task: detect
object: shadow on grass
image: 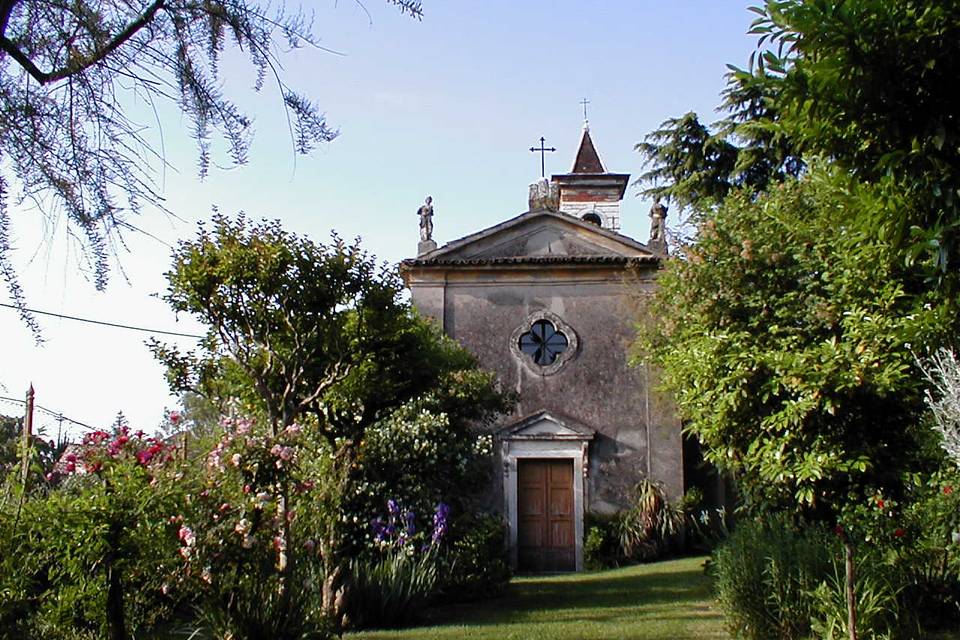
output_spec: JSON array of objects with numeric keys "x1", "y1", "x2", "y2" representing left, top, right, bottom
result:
[{"x1": 419, "y1": 557, "x2": 717, "y2": 630}]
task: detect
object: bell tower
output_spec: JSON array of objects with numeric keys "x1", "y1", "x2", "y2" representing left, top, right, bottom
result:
[{"x1": 550, "y1": 122, "x2": 630, "y2": 231}]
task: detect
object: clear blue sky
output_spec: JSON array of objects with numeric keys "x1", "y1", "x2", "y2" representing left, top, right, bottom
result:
[{"x1": 1, "y1": 1, "x2": 755, "y2": 437}]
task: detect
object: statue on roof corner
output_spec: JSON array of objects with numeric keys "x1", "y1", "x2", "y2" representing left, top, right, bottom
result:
[
  {"x1": 649, "y1": 196, "x2": 668, "y2": 248},
  {"x1": 417, "y1": 196, "x2": 434, "y2": 242}
]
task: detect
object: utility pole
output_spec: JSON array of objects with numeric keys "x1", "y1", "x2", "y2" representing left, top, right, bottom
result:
[{"x1": 21, "y1": 384, "x2": 34, "y2": 490}]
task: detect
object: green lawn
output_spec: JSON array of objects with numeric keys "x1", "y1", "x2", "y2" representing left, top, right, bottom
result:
[{"x1": 348, "y1": 555, "x2": 729, "y2": 640}]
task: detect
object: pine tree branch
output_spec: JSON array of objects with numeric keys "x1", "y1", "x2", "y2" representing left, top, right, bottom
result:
[{"x1": 0, "y1": 0, "x2": 166, "y2": 85}]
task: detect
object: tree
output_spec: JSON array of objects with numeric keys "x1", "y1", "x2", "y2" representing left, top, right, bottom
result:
[
  {"x1": 637, "y1": 167, "x2": 958, "y2": 639},
  {"x1": 0, "y1": 0, "x2": 423, "y2": 335},
  {"x1": 151, "y1": 213, "x2": 508, "y2": 628},
  {"x1": 637, "y1": 1, "x2": 960, "y2": 285}
]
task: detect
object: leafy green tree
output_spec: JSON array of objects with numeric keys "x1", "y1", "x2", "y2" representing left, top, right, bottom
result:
[
  {"x1": 637, "y1": 167, "x2": 957, "y2": 639},
  {"x1": 151, "y1": 213, "x2": 509, "y2": 628},
  {"x1": 638, "y1": 1, "x2": 960, "y2": 285},
  {"x1": 0, "y1": 0, "x2": 423, "y2": 335}
]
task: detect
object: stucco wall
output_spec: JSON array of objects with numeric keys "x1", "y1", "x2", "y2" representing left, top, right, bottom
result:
[{"x1": 408, "y1": 264, "x2": 683, "y2": 514}]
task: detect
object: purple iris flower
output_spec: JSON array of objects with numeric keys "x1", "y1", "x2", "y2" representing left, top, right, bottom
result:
[{"x1": 432, "y1": 502, "x2": 450, "y2": 544}]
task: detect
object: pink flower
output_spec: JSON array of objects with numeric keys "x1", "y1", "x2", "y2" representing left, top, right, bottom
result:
[
  {"x1": 243, "y1": 484, "x2": 252, "y2": 494},
  {"x1": 178, "y1": 525, "x2": 195, "y2": 546},
  {"x1": 169, "y1": 411, "x2": 181, "y2": 424},
  {"x1": 219, "y1": 503, "x2": 231, "y2": 513},
  {"x1": 65, "y1": 453, "x2": 77, "y2": 463},
  {"x1": 64, "y1": 461, "x2": 76, "y2": 473},
  {"x1": 945, "y1": 485, "x2": 954, "y2": 495}
]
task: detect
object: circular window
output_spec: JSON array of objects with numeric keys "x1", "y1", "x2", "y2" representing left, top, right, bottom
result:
[
  {"x1": 510, "y1": 311, "x2": 578, "y2": 375},
  {"x1": 518, "y1": 319, "x2": 568, "y2": 365}
]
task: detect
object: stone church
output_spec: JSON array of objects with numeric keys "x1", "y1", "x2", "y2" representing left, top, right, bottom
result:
[{"x1": 401, "y1": 123, "x2": 687, "y2": 572}]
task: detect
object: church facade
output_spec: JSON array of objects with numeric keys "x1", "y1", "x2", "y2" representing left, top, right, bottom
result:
[{"x1": 401, "y1": 124, "x2": 683, "y2": 572}]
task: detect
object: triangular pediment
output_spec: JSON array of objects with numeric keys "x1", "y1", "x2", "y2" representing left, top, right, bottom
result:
[
  {"x1": 498, "y1": 411, "x2": 595, "y2": 441},
  {"x1": 414, "y1": 209, "x2": 657, "y2": 263}
]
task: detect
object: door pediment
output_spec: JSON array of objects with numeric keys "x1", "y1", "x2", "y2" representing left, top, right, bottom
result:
[{"x1": 498, "y1": 411, "x2": 595, "y2": 441}]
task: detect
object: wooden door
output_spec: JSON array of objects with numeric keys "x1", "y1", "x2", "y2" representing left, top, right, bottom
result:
[{"x1": 517, "y1": 459, "x2": 575, "y2": 572}]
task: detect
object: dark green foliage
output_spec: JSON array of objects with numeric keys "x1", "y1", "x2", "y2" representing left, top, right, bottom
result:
[
  {"x1": 0, "y1": 434, "x2": 182, "y2": 640},
  {"x1": 438, "y1": 514, "x2": 511, "y2": 602},
  {"x1": 194, "y1": 560, "x2": 333, "y2": 640},
  {"x1": 346, "y1": 550, "x2": 440, "y2": 630},
  {"x1": 640, "y1": 169, "x2": 956, "y2": 522},
  {"x1": 616, "y1": 480, "x2": 684, "y2": 562},
  {"x1": 638, "y1": 1, "x2": 960, "y2": 284},
  {"x1": 892, "y1": 470, "x2": 960, "y2": 632},
  {"x1": 713, "y1": 515, "x2": 832, "y2": 640},
  {"x1": 583, "y1": 513, "x2": 621, "y2": 570},
  {"x1": 0, "y1": 414, "x2": 65, "y2": 484}
]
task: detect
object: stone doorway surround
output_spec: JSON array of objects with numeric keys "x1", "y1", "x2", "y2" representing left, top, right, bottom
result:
[{"x1": 497, "y1": 411, "x2": 594, "y2": 571}]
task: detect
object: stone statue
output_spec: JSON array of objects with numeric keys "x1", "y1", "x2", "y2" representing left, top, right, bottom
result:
[
  {"x1": 649, "y1": 196, "x2": 668, "y2": 245},
  {"x1": 417, "y1": 196, "x2": 434, "y2": 242}
]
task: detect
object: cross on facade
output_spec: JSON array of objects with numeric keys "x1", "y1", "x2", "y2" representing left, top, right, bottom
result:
[
  {"x1": 529, "y1": 136, "x2": 556, "y2": 178},
  {"x1": 580, "y1": 97, "x2": 590, "y2": 121}
]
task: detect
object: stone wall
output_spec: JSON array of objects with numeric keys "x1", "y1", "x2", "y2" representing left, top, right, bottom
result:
[{"x1": 408, "y1": 264, "x2": 683, "y2": 513}]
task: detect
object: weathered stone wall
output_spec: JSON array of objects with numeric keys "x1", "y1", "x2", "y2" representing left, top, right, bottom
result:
[{"x1": 408, "y1": 264, "x2": 683, "y2": 513}]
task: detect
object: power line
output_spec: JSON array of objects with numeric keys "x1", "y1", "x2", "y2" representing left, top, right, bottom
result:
[
  {"x1": 0, "y1": 395, "x2": 98, "y2": 432},
  {"x1": 1, "y1": 302, "x2": 203, "y2": 338}
]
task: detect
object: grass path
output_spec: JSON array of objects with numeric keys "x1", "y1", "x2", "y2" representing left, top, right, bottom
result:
[{"x1": 348, "y1": 555, "x2": 729, "y2": 640}]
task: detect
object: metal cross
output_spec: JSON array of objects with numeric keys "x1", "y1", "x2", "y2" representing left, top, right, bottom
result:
[
  {"x1": 529, "y1": 136, "x2": 556, "y2": 178},
  {"x1": 580, "y1": 97, "x2": 590, "y2": 121}
]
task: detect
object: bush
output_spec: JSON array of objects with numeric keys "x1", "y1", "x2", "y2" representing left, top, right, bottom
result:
[
  {"x1": 344, "y1": 500, "x2": 449, "y2": 629},
  {"x1": 617, "y1": 480, "x2": 684, "y2": 561},
  {"x1": 584, "y1": 513, "x2": 621, "y2": 569},
  {"x1": 713, "y1": 515, "x2": 831, "y2": 640},
  {"x1": 438, "y1": 513, "x2": 511, "y2": 601},
  {"x1": 809, "y1": 553, "x2": 899, "y2": 640},
  {"x1": 0, "y1": 427, "x2": 182, "y2": 640},
  {"x1": 347, "y1": 549, "x2": 439, "y2": 629},
  {"x1": 892, "y1": 470, "x2": 960, "y2": 633}
]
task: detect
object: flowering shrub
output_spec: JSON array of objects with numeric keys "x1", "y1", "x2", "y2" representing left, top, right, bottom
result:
[
  {"x1": 170, "y1": 415, "x2": 332, "y2": 640},
  {"x1": 0, "y1": 424, "x2": 182, "y2": 640},
  {"x1": 346, "y1": 400, "x2": 494, "y2": 550}
]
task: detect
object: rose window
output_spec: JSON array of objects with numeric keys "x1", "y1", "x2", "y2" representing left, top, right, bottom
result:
[{"x1": 518, "y1": 319, "x2": 569, "y2": 366}]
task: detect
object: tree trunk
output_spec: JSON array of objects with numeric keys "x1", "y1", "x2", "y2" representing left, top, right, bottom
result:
[
  {"x1": 321, "y1": 556, "x2": 348, "y2": 630},
  {"x1": 845, "y1": 540, "x2": 858, "y2": 640},
  {"x1": 106, "y1": 523, "x2": 128, "y2": 640}
]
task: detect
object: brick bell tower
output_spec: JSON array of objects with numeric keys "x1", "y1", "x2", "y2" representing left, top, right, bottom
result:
[{"x1": 550, "y1": 122, "x2": 630, "y2": 232}]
